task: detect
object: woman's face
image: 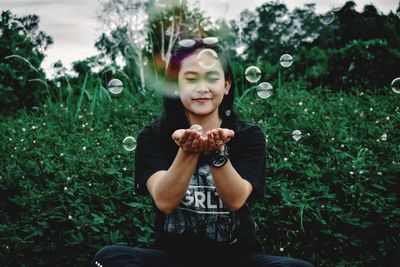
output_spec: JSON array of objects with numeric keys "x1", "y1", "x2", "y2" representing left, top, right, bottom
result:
[{"x1": 178, "y1": 49, "x2": 231, "y2": 119}]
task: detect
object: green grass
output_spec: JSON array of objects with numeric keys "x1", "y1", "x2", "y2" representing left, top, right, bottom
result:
[{"x1": 0, "y1": 81, "x2": 399, "y2": 266}]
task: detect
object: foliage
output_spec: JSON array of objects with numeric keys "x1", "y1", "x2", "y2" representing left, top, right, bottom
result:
[
  {"x1": 1, "y1": 0, "x2": 400, "y2": 266},
  {"x1": 0, "y1": 10, "x2": 53, "y2": 116},
  {"x1": 1, "y1": 82, "x2": 399, "y2": 266}
]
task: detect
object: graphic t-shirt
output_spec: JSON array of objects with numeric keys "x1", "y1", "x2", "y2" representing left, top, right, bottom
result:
[{"x1": 135, "y1": 118, "x2": 266, "y2": 252}]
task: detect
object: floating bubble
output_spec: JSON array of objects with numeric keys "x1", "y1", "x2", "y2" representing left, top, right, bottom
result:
[
  {"x1": 279, "y1": 54, "x2": 293, "y2": 68},
  {"x1": 292, "y1": 130, "x2": 302, "y2": 141},
  {"x1": 197, "y1": 48, "x2": 218, "y2": 69},
  {"x1": 256, "y1": 82, "x2": 273, "y2": 99},
  {"x1": 245, "y1": 66, "x2": 261, "y2": 83},
  {"x1": 391, "y1": 77, "x2": 400, "y2": 94},
  {"x1": 123, "y1": 136, "x2": 137, "y2": 151},
  {"x1": 108, "y1": 79, "x2": 124, "y2": 95},
  {"x1": 320, "y1": 11, "x2": 335, "y2": 25},
  {"x1": 190, "y1": 124, "x2": 203, "y2": 135}
]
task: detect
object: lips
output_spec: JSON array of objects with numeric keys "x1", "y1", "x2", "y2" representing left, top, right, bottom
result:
[{"x1": 193, "y1": 98, "x2": 211, "y2": 103}]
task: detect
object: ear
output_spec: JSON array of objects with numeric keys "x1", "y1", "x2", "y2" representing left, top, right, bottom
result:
[{"x1": 224, "y1": 80, "x2": 231, "y2": 95}]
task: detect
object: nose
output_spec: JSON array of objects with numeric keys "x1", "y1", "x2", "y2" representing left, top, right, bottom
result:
[{"x1": 196, "y1": 80, "x2": 210, "y2": 94}]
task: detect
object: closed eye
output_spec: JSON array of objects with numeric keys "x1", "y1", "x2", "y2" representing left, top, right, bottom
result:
[{"x1": 206, "y1": 76, "x2": 220, "y2": 83}]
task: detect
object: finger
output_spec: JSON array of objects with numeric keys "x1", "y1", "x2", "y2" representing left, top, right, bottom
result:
[
  {"x1": 217, "y1": 128, "x2": 226, "y2": 143},
  {"x1": 191, "y1": 132, "x2": 201, "y2": 148},
  {"x1": 211, "y1": 130, "x2": 223, "y2": 146},
  {"x1": 172, "y1": 129, "x2": 184, "y2": 141},
  {"x1": 207, "y1": 131, "x2": 217, "y2": 148},
  {"x1": 222, "y1": 128, "x2": 234, "y2": 139},
  {"x1": 180, "y1": 129, "x2": 191, "y2": 143}
]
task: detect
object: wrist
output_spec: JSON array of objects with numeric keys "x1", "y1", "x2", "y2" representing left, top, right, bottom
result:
[{"x1": 208, "y1": 145, "x2": 229, "y2": 168}]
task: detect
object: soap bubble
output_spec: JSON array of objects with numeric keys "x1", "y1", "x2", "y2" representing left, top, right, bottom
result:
[
  {"x1": 123, "y1": 136, "x2": 137, "y2": 151},
  {"x1": 108, "y1": 79, "x2": 124, "y2": 95},
  {"x1": 391, "y1": 77, "x2": 400, "y2": 94},
  {"x1": 320, "y1": 11, "x2": 335, "y2": 25},
  {"x1": 256, "y1": 82, "x2": 273, "y2": 99},
  {"x1": 279, "y1": 54, "x2": 293, "y2": 68},
  {"x1": 197, "y1": 48, "x2": 218, "y2": 69},
  {"x1": 245, "y1": 66, "x2": 261, "y2": 83},
  {"x1": 190, "y1": 124, "x2": 203, "y2": 135},
  {"x1": 292, "y1": 130, "x2": 302, "y2": 141}
]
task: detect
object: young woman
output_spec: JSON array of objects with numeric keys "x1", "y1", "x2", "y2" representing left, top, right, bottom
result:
[{"x1": 93, "y1": 37, "x2": 313, "y2": 267}]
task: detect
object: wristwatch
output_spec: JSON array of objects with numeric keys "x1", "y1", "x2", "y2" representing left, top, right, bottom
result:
[{"x1": 209, "y1": 145, "x2": 230, "y2": 168}]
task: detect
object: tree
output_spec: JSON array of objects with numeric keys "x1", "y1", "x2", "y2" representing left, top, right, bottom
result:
[{"x1": 0, "y1": 10, "x2": 53, "y2": 116}]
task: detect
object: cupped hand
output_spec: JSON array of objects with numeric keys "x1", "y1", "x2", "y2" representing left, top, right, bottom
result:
[
  {"x1": 203, "y1": 128, "x2": 235, "y2": 154},
  {"x1": 172, "y1": 129, "x2": 203, "y2": 153}
]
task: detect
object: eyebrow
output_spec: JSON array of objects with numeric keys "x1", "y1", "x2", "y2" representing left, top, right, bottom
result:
[{"x1": 182, "y1": 70, "x2": 221, "y2": 75}]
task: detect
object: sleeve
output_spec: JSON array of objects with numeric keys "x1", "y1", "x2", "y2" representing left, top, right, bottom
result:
[
  {"x1": 233, "y1": 125, "x2": 266, "y2": 202},
  {"x1": 134, "y1": 125, "x2": 170, "y2": 195}
]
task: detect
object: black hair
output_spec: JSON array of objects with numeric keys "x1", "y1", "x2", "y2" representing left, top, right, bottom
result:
[{"x1": 158, "y1": 38, "x2": 238, "y2": 141}]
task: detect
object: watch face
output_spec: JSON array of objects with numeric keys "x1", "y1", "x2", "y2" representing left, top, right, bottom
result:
[{"x1": 212, "y1": 154, "x2": 228, "y2": 167}]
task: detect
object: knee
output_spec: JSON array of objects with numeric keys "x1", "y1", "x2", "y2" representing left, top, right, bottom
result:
[{"x1": 92, "y1": 245, "x2": 114, "y2": 266}]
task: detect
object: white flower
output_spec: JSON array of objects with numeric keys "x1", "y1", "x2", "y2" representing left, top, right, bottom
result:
[
  {"x1": 68, "y1": 215, "x2": 73, "y2": 220},
  {"x1": 386, "y1": 116, "x2": 390, "y2": 120},
  {"x1": 64, "y1": 186, "x2": 68, "y2": 191},
  {"x1": 377, "y1": 172, "x2": 382, "y2": 176},
  {"x1": 60, "y1": 153, "x2": 64, "y2": 156},
  {"x1": 82, "y1": 146, "x2": 86, "y2": 150},
  {"x1": 298, "y1": 102, "x2": 303, "y2": 106},
  {"x1": 22, "y1": 128, "x2": 26, "y2": 132},
  {"x1": 350, "y1": 171, "x2": 354, "y2": 175},
  {"x1": 280, "y1": 247, "x2": 284, "y2": 252},
  {"x1": 283, "y1": 158, "x2": 288, "y2": 162}
]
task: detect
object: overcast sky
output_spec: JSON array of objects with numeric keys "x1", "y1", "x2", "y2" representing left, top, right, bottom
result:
[{"x1": 1, "y1": 0, "x2": 399, "y2": 76}]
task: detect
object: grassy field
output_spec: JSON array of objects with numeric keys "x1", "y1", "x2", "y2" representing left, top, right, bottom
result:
[{"x1": 1, "y1": 81, "x2": 399, "y2": 266}]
